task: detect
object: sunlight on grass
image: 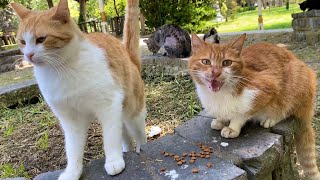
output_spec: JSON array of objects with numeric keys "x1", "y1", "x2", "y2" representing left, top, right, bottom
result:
[{"x1": 215, "y1": 4, "x2": 301, "y2": 33}]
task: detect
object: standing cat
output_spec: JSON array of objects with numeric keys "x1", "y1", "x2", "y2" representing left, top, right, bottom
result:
[
  {"x1": 203, "y1": 27, "x2": 220, "y2": 44},
  {"x1": 11, "y1": 0, "x2": 146, "y2": 179},
  {"x1": 143, "y1": 24, "x2": 191, "y2": 58},
  {"x1": 299, "y1": 0, "x2": 320, "y2": 11},
  {"x1": 188, "y1": 33, "x2": 320, "y2": 179}
]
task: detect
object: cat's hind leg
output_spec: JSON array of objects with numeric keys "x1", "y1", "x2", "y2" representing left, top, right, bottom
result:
[
  {"x1": 96, "y1": 97, "x2": 125, "y2": 176},
  {"x1": 260, "y1": 117, "x2": 283, "y2": 128},
  {"x1": 123, "y1": 109, "x2": 147, "y2": 153},
  {"x1": 57, "y1": 111, "x2": 91, "y2": 180},
  {"x1": 122, "y1": 124, "x2": 134, "y2": 153}
]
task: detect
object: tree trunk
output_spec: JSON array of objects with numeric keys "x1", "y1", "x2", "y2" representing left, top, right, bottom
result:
[
  {"x1": 140, "y1": 13, "x2": 145, "y2": 35},
  {"x1": 79, "y1": 0, "x2": 87, "y2": 23},
  {"x1": 286, "y1": 0, "x2": 289, "y2": 9},
  {"x1": 47, "y1": 0, "x2": 54, "y2": 8}
]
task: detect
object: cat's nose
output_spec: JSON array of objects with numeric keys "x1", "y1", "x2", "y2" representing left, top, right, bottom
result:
[
  {"x1": 26, "y1": 53, "x2": 34, "y2": 60},
  {"x1": 212, "y1": 70, "x2": 221, "y2": 79}
]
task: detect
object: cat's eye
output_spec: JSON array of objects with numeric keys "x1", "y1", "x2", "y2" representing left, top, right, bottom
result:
[
  {"x1": 36, "y1": 36, "x2": 47, "y2": 44},
  {"x1": 20, "y1": 40, "x2": 26, "y2": 45},
  {"x1": 222, "y1": 60, "x2": 232, "y2": 67},
  {"x1": 201, "y1": 59, "x2": 211, "y2": 65}
]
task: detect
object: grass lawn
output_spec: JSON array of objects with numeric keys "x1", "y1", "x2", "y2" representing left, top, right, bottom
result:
[{"x1": 213, "y1": 4, "x2": 301, "y2": 33}]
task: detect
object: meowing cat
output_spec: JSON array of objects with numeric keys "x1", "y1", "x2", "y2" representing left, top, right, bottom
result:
[
  {"x1": 188, "y1": 33, "x2": 320, "y2": 179},
  {"x1": 202, "y1": 27, "x2": 220, "y2": 44},
  {"x1": 143, "y1": 24, "x2": 191, "y2": 58},
  {"x1": 11, "y1": 0, "x2": 146, "y2": 179},
  {"x1": 299, "y1": 0, "x2": 320, "y2": 11}
]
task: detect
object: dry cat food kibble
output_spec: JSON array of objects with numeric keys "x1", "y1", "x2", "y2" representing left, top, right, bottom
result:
[
  {"x1": 160, "y1": 167, "x2": 166, "y2": 172},
  {"x1": 192, "y1": 168, "x2": 199, "y2": 173},
  {"x1": 159, "y1": 143, "x2": 215, "y2": 173}
]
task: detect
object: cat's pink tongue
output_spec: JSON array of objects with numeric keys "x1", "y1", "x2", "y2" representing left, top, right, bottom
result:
[{"x1": 209, "y1": 80, "x2": 223, "y2": 92}]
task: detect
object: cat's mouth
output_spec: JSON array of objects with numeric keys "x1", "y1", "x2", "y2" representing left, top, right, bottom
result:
[{"x1": 208, "y1": 79, "x2": 224, "y2": 92}]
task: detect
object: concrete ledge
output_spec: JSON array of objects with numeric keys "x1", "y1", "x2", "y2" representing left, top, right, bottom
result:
[
  {"x1": 0, "y1": 79, "x2": 39, "y2": 107},
  {"x1": 26, "y1": 111, "x2": 298, "y2": 180}
]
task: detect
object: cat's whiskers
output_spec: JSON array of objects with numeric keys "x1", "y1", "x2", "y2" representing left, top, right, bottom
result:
[{"x1": 37, "y1": 53, "x2": 75, "y2": 78}]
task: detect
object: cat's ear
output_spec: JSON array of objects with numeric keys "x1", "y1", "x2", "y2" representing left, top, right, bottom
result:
[
  {"x1": 191, "y1": 33, "x2": 205, "y2": 52},
  {"x1": 11, "y1": 3, "x2": 31, "y2": 19},
  {"x1": 51, "y1": 0, "x2": 70, "y2": 24},
  {"x1": 230, "y1": 33, "x2": 246, "y2": 55}
]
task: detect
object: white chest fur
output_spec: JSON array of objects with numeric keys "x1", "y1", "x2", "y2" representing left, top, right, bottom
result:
[
  {"x1": 34, "y1": 39, "x2": 122, "y2": 113},
  {"x1": 196, "y1": 84, "x2": 258, "y2": 120}
]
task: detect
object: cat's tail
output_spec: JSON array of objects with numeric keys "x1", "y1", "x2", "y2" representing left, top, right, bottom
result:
[
  {"x1": 294, "y1": 71, "x2": 320, "y2": 180},
  {"x1": 123, "y1": 0, "x2": 141, "y2": 72}
]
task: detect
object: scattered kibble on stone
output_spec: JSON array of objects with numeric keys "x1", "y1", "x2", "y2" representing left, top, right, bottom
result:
[
  {"x1": 160, "y1": 151, "x2": 165, "y2": 155},
  {"x1": 190, "y1": 159, "x2": 195, "y2": 164},
  {"x1": 205, "y1": 155, "x2": 210, "y2": 159},
  {"x1": 177, "y1": 161, "x2": 183, "y2": 166},
  {"x1": 160, "y1": 167, "x2": 166, "y2": 172},
  {"x1": 206, "y1": 163, "x2": 213, "y2": 168},
  {"x1": 164, "y1": 153, "x2": 169, "y2": 156},
  {"x1": 174, "y1": 155, "x2": 179, "y2": 159},
  {"x1": 192, "y1": 168, "x2": 199, "y2": 173},
  {"x1": 182, "y1": 152, "x2": 188, "y2": 157}
]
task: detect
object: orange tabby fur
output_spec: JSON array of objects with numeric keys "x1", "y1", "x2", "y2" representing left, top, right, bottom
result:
[
  {"x1": 189, "y1": 33, "x2": 319, "y2": 179},
  {"x1": 11, "y1": 0, "x2": 145, "y2": 178},
  {"x1": 11, "y1": 0, "x2": 144, "y2": 117}
]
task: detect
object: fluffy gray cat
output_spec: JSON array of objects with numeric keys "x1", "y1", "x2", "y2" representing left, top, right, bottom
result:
[{"x1": 143, "y1": 24, "x2": 191, "y2": 58}]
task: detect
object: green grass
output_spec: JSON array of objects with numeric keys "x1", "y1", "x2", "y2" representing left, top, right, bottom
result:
[
  {"x1": 0, "y1": 163, "x2": 29, "y2": 179},
  {"x1": 214, "y1": 4, "x2": 301, "y2": 33}
]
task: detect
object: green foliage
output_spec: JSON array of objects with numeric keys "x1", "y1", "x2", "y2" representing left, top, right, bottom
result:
[
  {"x1": 0, "y1": 163, "x2": 29, "y2": 178},
  {"x1": 140, "y1": 0, "x2": 216, "y2": 32},
  {"x1": 105, "y1": 0, "x2": 126, "y2": 17},
  {"x1": 36, "y1": 131, "x2": 49, "y2": 150}
]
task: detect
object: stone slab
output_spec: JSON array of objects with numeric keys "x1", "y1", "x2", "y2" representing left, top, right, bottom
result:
[
  {"x1": 0, "y1": 79, "x2": 40, "y2": 107},
  {"x1": 175, "y1": 115, "x2": 283, "y2": 179},
  {"x1": 34, "y1": 152, "x2": 155, "y2": 180},
  {"x1": 292, "y1": 10, "x2": 320, "y2": 19},
  {"x1": 142, "y1": 134, "x2": 247, "y2": 180}
]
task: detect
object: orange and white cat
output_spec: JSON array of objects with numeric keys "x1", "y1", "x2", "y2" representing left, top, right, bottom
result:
[
  {"x1": 188, "y1": 33, "x2": 320, "y2": 179},
  {"x1": 11, "y1": 0, "x2": 146, "y2": 179}
]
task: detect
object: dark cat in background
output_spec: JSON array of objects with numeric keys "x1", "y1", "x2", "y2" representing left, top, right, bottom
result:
[
  {"x1": 299, "y1": 0, "x2": 320, "y2": 11},
  {"x1": 143, "y1": 24, "x2": 191, "y2": 58},
  {"x1": 203, "y1": 27, "x2": 220, "y2": 44}
]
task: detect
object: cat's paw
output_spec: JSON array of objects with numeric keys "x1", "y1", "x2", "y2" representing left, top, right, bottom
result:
[
  {"x1": 58, "y1": 170, "x2": 81, "y2": 180},
  {"x1": 221, "y1": 127, "x2": 240, "y2": 138},
  {"x1": 211, "y1": 119, "x2": 225, "y2": 130},
  {"x1": 260, "y1": 118, "x2": 279, "y2": 128},
  {"x1": 105, "y1": 158, "x2": 125, "y2": 175}
]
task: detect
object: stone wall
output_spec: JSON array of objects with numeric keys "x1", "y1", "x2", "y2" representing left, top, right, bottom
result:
[{"x1": 291, "y1": 10, "x2": 320, "y2": 44}]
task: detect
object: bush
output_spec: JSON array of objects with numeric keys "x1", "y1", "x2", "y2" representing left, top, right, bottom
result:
[{"x1": 140, "y1": 0, "x2": 216, "y2": 33}]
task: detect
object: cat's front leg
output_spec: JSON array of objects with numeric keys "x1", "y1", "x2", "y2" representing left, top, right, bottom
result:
[
  {"x1": 221, "y1": 117, "x2": 248, "y2": 138},
  {"x1": 57, "y1": 112, "x2": 90, "y2": 180},
  {"x1": 211, "y1": 118, "x2": 228, "y2": 130},
  {"x1": 96, "y1": 103, "x2": 125, "y2": 176}
]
